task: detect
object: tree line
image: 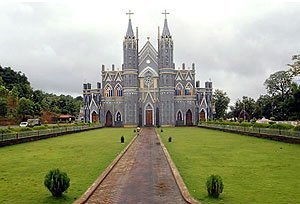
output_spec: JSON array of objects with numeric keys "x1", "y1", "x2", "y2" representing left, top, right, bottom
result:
[
  {"x1": 213, "y1": 55, "x2": 300, "y2": 121},
  {"x1": 0, "y1": 66, "x2": 82, "y2": 123}
]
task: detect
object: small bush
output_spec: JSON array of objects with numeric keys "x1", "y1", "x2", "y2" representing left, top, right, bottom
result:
[
  {"x1": 44, "y1": 169, "x2": 70, "y2": 197},
  {"x1": 294, "y1": 125, "x2": 300, "y2": 131},
  {"x1": 32, "y1": 125, "x2": 48, "y2": 130},
  {"x1": 269, "y1": 123, "x2": 294, "y2": 130},
  {"x1": 270, "y1": 116, "x2": 275, "y2": 121},
  {"x1": 206, "y1": 174, "x2": 224, "y2": 198},
  {"x1": 0, "y1": 128, "x2": 12, "y2": 134},
  {"x1": 253, "y1": 123, "x2": 270, "y2": 128}
]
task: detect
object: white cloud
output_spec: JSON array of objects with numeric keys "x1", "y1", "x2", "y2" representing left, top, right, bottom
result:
[{"x1": 0, "y1": 0, "x2": 299, "y2": 103}]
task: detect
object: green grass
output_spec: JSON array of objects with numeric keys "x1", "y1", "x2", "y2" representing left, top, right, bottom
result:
[
  {"x1": 0, "y1": 128, "x2": 135, "y2": 204},
  {"x1": 159, "y1": 127, "x2": 300, "y2": 204}
]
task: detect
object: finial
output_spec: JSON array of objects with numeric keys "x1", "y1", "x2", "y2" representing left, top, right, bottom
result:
[
  {"x1": 147, "y1": 37, "x2": 150, "y2": 41},
  {"x1": 126, "y1": 10, "x2": 134, "y2": 19},
  {"x1": 162, "y1": 9, "x2": 170, "y2": 19}
]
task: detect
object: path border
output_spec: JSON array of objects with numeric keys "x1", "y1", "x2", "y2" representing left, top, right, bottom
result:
[
  {"x1": 74, "y1": 130, "x2": 140, "y2": 204},
  {"x1": 156, "y1": 132, "x2": 200, "y2": 204}
]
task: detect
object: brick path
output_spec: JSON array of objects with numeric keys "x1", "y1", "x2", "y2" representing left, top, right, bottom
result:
[{"x1": 85, "y1": 128, "x2": 187, "y2": 204}]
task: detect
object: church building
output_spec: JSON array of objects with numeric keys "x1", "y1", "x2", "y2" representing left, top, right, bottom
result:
[{"x1": 83, "y1": 11, "x2": 214, "y2": 127}]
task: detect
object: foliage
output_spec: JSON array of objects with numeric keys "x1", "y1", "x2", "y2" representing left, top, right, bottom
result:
[
  {"x1": 213, "y1": 89, "x2": 230, "y2": 119},
  {"x1": 287, "y1": 54, "x2": 300, "y2": 76},
  {"x1": 202, "y1": 120, "x2": 297, "y2": 130},
  {"x1": 294, "y1": 125, "x2": 300, "y2": 131},
  {"x1": 44, "y1": 169, "x2": 70, "y2": 197},
  {"x1": 10, "y1": 127, "x2": 32, "y2": 132},
  {"x1": 0, "y1": 66, "x2": 83, "y2": 124},
  {"x1": 0, "y1": 66, "x2": 32, "y2": 98},
  {"x1": 0, "y1": 97, "x2": 8, "y2": 116},
  {"x1": 206, "y1": 174, "x2": 224, "y2": 198},
  {"x1": 269, "y1": 123, "x2": 294, "y2": 130},
  {"x1": 229, "y1": 96, "x2": 256, "y2": 121},
  {"x1": 264, "y1": 70, "x2": 292, "y2": 100},
  {"x1": 17, "y1": 97, "x2": 35, "y2": 119}
]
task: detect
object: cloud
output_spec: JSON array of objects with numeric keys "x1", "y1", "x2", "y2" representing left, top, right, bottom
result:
[{"x1": 0, "y1": 1, "x2": 299, "y2": 104}]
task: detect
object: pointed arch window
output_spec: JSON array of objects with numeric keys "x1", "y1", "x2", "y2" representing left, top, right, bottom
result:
[
  {"x1": 177, "y1": 111, "x2": 183, "y2": 121},
  {"x1": 115, "y1": 84, "x2": 123, "y2": 97},
  {"x1": 104, "y1": 84, "x2": 113, "y2": 97},
  {"x1": 116, "y1": 112, "x2": 122, "y2": 121},
  {"x1": 175, "y1": 83, "x2": 184, "y2": 96},
  {"x1": 185, "y1": 83, "x2": 193, "y2": 95}
]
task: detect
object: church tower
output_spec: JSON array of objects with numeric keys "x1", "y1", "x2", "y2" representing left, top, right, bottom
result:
[
  {"x1": 158, "y1": 10, "x2": 175, "y2": 126},
  {"x1": 123, "y1": 11, "x2": 139, "y2": 126}
]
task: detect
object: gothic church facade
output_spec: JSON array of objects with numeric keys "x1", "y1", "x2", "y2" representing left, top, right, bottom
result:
[{"x1": 83, "y1": 13, "x2": 214, "y2": 127}]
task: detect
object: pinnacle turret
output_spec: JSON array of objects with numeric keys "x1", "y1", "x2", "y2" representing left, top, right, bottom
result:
[
  {"x1": 126, "y1": 18, "x2": 134, "y2": 37},
  {"x1": 125, "y1": 10, "x2": 135, "y2": 37},
  {"x1": 161, "y1": 10, "x2": 171, "y2": 37}
]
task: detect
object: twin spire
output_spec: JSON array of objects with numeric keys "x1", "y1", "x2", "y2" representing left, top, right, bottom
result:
[{"x1": 125, "y1": 10, "x2": 171, "y2": 37}]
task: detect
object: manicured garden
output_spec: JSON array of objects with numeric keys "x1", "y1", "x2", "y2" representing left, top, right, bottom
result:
[
  {"x1": 159, "y1": 127, "x2": 300, "y2": 203},
  {"x1": 0, "y1": 128, "x2": 135, "y2": 203}
]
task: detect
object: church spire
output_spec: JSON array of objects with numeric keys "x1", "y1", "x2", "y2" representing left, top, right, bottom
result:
[
  {"x1": 161, "y1": 9, "x2": 171, "y2": 37},
  {"x1": 126, "y1": 10, "x2": 134, "y2": 37}
]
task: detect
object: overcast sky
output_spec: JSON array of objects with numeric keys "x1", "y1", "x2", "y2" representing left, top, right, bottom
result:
[{"x1": 0, "y1": 0, "x2": 299, "y2": 104}]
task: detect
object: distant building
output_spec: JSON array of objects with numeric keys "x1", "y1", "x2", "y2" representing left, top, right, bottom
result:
[{"x1": 83, "y1": 12, "x2": 213, "y2": 127}]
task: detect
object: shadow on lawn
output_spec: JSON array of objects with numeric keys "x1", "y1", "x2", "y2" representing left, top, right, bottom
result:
[{"x1": 42, "y1": 194, "x2": 75, "y2": 204}]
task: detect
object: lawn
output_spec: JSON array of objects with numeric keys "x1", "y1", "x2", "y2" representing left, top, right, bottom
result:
[
  {"x1": 0, "y1": 128, "x2": 135, "y2": 204},
  {"x1": 159, "y1": 127, "x2": 300, "y2": 204}
]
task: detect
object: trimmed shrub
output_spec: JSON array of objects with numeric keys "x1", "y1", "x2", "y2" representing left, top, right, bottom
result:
[
  {"x1": 253, "y1": 123, "x2": 270, "y2": 128},
  {"x1": 44, "y1": 169, "x2": 70, "y2": 197},
  {"x1": 269, "y1": 123, "x2": 294, "y2": 130},
  {"x1": 206, "y1": 174, "x2": 224, "y2": 198},
  {"x1": 32, "y1": 125, "x2": 48, "y2": 130},
  {"x1": 240, "y1": 122, "x2": 253, "y2": 127},
  {"x1": 10, "y1": 127, "x2": 32, "y2": 132},
  {"x1": 294, "y1": 125, "x2": 300, "y2": 131},
  {"x1": 0, "y1": 128, "x2": 12, "y2": 134}
]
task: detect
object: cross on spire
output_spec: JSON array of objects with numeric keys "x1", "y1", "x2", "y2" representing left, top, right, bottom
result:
[
  {"x1": 126, "y1": 10, "x2": 134, "y2": 19},
  {"x1": 162, "y1": 9, "x2": 170, "y2": 19}
]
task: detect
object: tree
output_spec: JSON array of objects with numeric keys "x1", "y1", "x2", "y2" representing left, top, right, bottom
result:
[
  {"x1": 254, "y1": 95, "x2": 273, "y2": 119},
  {"x1": 264, "y1": 70, "x2": 292, "y2": 100},
  {"x1": 287, "y1": 54, "x2": 300, "y2": 77},
  {"x1": 285, "y1": 83, "x2": 300, "y2": 120},
  {"x1": 0, "y1": 66, "x2": 32, "y2": 98},
  {"x1": 229, "y1": 96, "x2": 256, "y2": 121},
  {"x1": 213, "y1": 89, "x2": 230, "y2": 119},
  {"x1": 17, "y1": 97, "x2": 34, "y2": 119},
  {"x1": 0, "y1": 97, "x2": 8, "y2": 117}
]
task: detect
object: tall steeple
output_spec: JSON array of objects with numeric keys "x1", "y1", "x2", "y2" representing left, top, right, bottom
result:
[
  {"x1": 123, "y1": 10, "x2": 138, "y2": 70},
  {"x1": 126, "y1": 10, "x2": 134, "y2": 37},
  {"x1": 161, "y1": 10, "x2": 171, "y2": 37},
  {"x1": 158, "y1": 9, "x2": 174, "y2": 69}
]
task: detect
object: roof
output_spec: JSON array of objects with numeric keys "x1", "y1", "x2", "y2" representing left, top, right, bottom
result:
[
  {"x1": 59, "y1": 114, "x2": 75, "y2": 119},
  {"x1": 162, "y1": 18, "x2": 171, "y2": 37},
  {"x1": 126, "y1": 19, "x2": 134, "y2": 37}
]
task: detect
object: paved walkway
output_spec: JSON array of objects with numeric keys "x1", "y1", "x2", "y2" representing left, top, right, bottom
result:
[{"x1": 86, "y1": 128, "x2": 187, "y2": 204}]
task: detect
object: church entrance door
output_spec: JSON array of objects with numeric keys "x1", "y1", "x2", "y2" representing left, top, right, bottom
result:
[
  {"x1": 92, "y1": 111, "x2": 98, "y2": 123},
  {"x1": 106, "y1": 111, "x2": 112, "y2": 127},
  {"x1": 146, "y1": 110, "x2": 153, "y2": 126},
  {"x1": 186, "y1": 109, "x2": 193, "y2": 126}
]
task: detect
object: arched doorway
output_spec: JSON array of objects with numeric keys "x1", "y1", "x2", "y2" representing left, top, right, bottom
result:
[
  {"x1": 176, "y1": 110, "x2": 184, "y2": 126},
  {"x1": 200, "y1": 109, "x2": 206, "y2": 121},
  {"x1": 92, "y1": 111, "x2": 98, "y2": 123},
  {"x1": 106, "y1": 111, "x2": 113, "y2": 127},
  {"x1": 145, "y1": 104, "x2": 153, "y2": 126},
  {"x1": 186, "y1": 109, "x2": 193, "y2": 126}
]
